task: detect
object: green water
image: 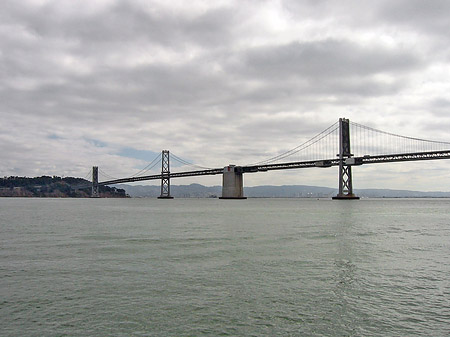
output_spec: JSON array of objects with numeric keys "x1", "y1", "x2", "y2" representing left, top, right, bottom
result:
[{"x1": 1, "y1": 198, "x2": 449, "y2": 336}]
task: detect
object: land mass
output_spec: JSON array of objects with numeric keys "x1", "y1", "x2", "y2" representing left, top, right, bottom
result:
[
  {"x1": 0, "y1": 176, "x2": 127, "y2": 198},
  {"x1": 2, "y1": 176, "x2": 449, "y2": 198},
  {"x1": 116, "y1": 183, "x2": 450, "y2": 199}
]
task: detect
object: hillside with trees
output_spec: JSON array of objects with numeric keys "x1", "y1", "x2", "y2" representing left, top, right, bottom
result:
[{"x1": 0, "y1": 176, "x2": 127, "y2": 198}]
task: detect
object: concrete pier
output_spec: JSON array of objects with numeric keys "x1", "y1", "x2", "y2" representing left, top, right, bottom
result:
[
  {"x1": 332, "y1": 194, "x2": 360, "y2": 200},
  {"x1": 219, "y1": 165, "x2": 246, "y2": 199}
]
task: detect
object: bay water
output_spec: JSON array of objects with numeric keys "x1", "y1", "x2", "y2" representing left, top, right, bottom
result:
[{"x1": 0, "y1": 198, "x2": 449, "y2": 336}]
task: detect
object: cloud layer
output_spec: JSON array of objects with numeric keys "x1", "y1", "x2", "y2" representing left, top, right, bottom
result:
[{"x1": 2, "y1": 0, "x2": 450, "y2": 190}]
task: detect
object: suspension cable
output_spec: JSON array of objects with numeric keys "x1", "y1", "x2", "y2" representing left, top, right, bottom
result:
[
  {"x1": 96, "y1": 153, "x2": 163, "y2": 181},
  {"x1": 250, "y1": 121, "x2": 339, "y2": 165},
  {"x1": 350, "y1": 121, "x2": 450, "y2": 145},
  {"x1": 98, "y1": 168, "x2": 119, "y2": 180},
  {"x1": 82, "y1": 168, "x2": 93, "y2": 180},
  {"x1": 129, "y1": 154, "x2": 162, "y2": 177},
  {"x1": 170, "y1": 153, "x2": 213, "y2": 170}
]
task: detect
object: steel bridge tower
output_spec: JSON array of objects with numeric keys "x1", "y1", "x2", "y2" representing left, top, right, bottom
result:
[
  {"x1": 332, "y1": 118, "x2": 359, "y2": 199},
  {"x1": 91, "y1": 166, "x2": 100, "y2": 198},
  {"x1": 158, "y1": 150, "x2": 174, "y2": 199}
]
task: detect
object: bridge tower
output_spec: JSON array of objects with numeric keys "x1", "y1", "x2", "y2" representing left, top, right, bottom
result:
[
  {"x1": 158, "y1": 150, "x2": 174, "y2": 199},
  {"x1": 332, "y1": 118, "x2": 359, "y2": 200},
  {"x1": 219, "y1": 165, "x2": 247, "y2": 199},
  {"x1": 91, "y1": 166, "x2": 100, "y2": 198}
]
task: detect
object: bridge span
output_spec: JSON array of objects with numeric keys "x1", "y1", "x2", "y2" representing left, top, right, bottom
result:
[{"x1": 89, "y1": 118, "x2": 450, "y2": 199}]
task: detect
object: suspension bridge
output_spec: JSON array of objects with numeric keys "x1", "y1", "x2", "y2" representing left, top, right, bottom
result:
[{"x1": 84, "y1": 118, "x2": 450, "y2": 199}]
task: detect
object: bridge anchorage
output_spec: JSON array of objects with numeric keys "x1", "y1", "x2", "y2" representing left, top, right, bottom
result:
[
  {"x1": 91, "y1": 117, "x2": 450, "y2": 200},
  {"x1": 219, "y1": 165, "x2": 246, "y2": 199}
]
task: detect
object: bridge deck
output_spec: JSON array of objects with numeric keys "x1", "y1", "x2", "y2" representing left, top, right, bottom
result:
[{"x1": 97, "y1": 150, "x2": 450, "y2": 186}]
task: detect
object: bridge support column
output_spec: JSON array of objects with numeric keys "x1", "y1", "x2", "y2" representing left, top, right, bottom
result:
[
  {"x1": 158, "y1": 150, "x2": 174, "y2": 199},
  {"x1": 219, "y1": 165, "x2": 246, "y2": 199},
  {"x1": 333, "y1": 118, "x2": 359, "y2": 200},
  {"x1": 91, "y1": 166, "x2": 100, "y2": 198}
]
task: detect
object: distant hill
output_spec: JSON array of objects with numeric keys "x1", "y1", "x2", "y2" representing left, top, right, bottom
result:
[
  {"x1": 116, "y1": 183, "x2": 450, "y2": 198},
  {"x1": 116, "y1": 183, "x2": 221, "y2": 198},
  {"x1": 6, "y1": 176, "x2": 447, "y2": 199},
  {"x1": 1, "y1": 176, "x2": 127, "y2": 198}
]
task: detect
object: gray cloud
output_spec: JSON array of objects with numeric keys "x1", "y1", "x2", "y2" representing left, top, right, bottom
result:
[
  {"x1": 1, "y1": 0, "x2": 450, "y2": 190},
  {"x1": 240, "y1": 39, "x2": 422, "y2": 79},
  {"x1": 378, "y1": 0, "x2": 450, "y2": 38},
  {"x1": 430, "y1": 98, "x2": 450, "y2": 113},
  {"x1": 2, "y1": 1, "x2": 238, "y2": 47}
]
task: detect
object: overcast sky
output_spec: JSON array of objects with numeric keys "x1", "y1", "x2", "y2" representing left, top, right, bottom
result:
[{"x1": 2, "y1": 0, "x2": 450, "y2": 190}]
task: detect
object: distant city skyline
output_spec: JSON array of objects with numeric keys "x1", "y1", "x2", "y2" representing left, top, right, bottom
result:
[{"x1": 2, "y1": 0, "x2": 450, "y2": 191}]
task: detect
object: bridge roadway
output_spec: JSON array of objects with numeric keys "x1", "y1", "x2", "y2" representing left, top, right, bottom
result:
[{"x1": 98, "y1": 150, "x2": 450, "y2": 186}]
